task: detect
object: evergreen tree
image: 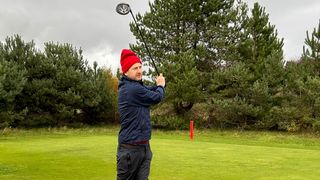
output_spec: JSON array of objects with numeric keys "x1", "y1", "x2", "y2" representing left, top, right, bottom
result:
[
  {"x1": 244, "y1": 3, "x2": 285, "y2": 129},
  {"x1": 210, "y1": 2, "x2": 285, "y2": 129},
  {"x1": 239, "y1": 2, "x2": 284, "y2": 72},
  {"x1": 94, "y1": 68, "x2": 119, "y2": 123},
  {"x1": 0, "y1": 35, "x2": 118, "y2": 127},
  {"x1": 302, "y1": 20, "x2": 320, "y2": 76},
  {"x1": 0, "y1": 35, "x2": 39, "y2": 126},
  {"x1": 210, "y1": 62, "x2": 258, "y2": 128},
  {"x1": 130, "y1": 0, "x2": 245, "y2": 115},
  {"x1": 270, "y1": 21, "x2": 320, "y2": 131},
  {"x1": 0, "y1": 60, "x2": 26, "y2": 127}
]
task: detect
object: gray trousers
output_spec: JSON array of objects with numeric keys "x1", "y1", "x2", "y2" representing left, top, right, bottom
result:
[{"x1": 116, "y1": 143, "x2": 152, "y2": 180}]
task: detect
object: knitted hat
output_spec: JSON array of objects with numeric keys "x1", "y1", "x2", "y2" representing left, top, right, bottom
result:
[{"x1": 120, "y1": 49, "x2": 142, "y2": 73}]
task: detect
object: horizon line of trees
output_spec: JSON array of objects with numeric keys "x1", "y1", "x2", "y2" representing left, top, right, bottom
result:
[{"x1": 1, "y1": 0, "x2": 319, "y2": 132}]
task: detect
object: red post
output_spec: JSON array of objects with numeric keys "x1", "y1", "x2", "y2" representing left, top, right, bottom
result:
[{"x1": 190, "y1": 120, "x2": 194, "y2": 140}]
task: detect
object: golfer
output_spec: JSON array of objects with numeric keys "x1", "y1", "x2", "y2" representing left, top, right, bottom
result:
[{"x1": 116, "y1": 49, "x2": 165, "y2": 180}]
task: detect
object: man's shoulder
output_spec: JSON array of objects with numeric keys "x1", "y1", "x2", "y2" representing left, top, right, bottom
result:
[{"x1": 121, "y1": 80, "x2": 144, "y2": 93}]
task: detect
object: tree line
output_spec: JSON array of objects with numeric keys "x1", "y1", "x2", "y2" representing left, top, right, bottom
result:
[
  {"x1": 0, "y1": 35, "x2": 118, "y2": 128},
  {"x1": 1, "y1": 0, "x2": 319, "y2": 131},
  {"x1": 130, "y1": 0, "x2": 320, "y2": 131}
]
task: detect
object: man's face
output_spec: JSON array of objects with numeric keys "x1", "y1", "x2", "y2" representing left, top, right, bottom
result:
[{"x1": 125, "y1": 62, "x2": 142, "y2": 81}]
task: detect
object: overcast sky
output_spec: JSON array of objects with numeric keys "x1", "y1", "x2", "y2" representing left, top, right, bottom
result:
[{"x1": 0, "y1": 1, "x2": 319, "y2": 72}]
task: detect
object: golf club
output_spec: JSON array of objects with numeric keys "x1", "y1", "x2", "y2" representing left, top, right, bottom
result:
[{"x1": 116, "y1": 3, "x2": 160, "y2": 76}]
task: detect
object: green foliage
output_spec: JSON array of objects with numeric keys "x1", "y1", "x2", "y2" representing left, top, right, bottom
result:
[
  {"x1": 303, "y1": 20, "x2": 320, "y2": 60},
  {"x1": 152, "y1": 115, "x2": 188, "y2": 130},
  {"x1": 263, "y1": 106, "x2": 305, "y2": 131},
  {"x1": 209, "y1": 2, "x2": 285, "y2": 130},
  {"x1": 1, "y1": 6, "x2": 320, "y2": 132},
  {"x1": 0, "y1": 35, "x2": 117, "y2": 127},
  {"x1": 81, "y1": 68, "x2": 118, "y2": 124},
  {"x1": 211, "y1": 97, "x2": 261, "y2": 129},
  {"x1": 0, "y1": 60, "x2": 26, "y2": 127},
  {"x1": 239, "y1": 2, "x2": 284, "y2": 65},
  {"x1": 312, "y1": 118, "x2": 320, "y2": 132},
  {"x1": 278, "y1": 20, "x2": 320, "y2": 132},
  {"x1": 280, "y1": 71, "x2": 320, "y2": 131},
  {"x1": 302, "y1": 20, "x2": 320, "y2": 76},
  {"x1": 130, "y1": 0, "x2": 245, "y2": 115},
  {"x1": 130, "y1": 1, "x2": 292, "y2": 130},
  {"x1": 164, "y1": 51, "x2": 202, "y2": 113},
  {"x1": 211, "y1": 62, "x2": 253, "y2": 98}
]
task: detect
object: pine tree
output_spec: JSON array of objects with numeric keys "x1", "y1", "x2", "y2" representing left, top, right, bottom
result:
[
  {"x1": 275, "y1": 20, "x2": 320, "y2": 131},
  {"x1": 239, "y1": 2, "x2": 284, "y2": 71},
  {"x1": 0, "y1": 60, "x2": 26, "y2": 127},
  {"x1": 302, "y1": 20, "x2": 320, "y2": 76},
  {"x1": 0, "y1": 35, "x2": 36, "y2": 127},
  {"x1": 130, "y1": 0, "x2": 245, "y2": 114},
  {"x1": 0, "y1": 35, "x2": 118, "y2": 127},
  {"x1": 210, "y1": 2, "x2": 285, "y2": 129}
]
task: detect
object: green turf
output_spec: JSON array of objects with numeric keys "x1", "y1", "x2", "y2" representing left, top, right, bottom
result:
[{"x1": 1, "y1": 127, "x2": 320, "y2": 179}]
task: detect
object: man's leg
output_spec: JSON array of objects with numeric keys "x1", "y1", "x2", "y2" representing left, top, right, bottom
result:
[
  {"x1": 135, "y1": 144, "x2": 152, "y2": 180},
  {"x1": 117, "y1": 145, "x2": 144, "y2": 180}
]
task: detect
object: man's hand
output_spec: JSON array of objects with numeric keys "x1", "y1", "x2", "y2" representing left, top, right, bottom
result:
[{"x1": 156, "y1": 73, "x2": 165, "y2": 87}]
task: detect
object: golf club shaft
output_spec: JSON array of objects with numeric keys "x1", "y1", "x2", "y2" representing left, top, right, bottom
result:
[{"x1": 129, "y1": 10, "x2": 160, "y2": 76}]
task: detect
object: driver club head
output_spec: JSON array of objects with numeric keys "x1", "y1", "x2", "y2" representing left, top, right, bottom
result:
[{"x1": 116, "y1": 3, "x2": 131, "y2": 15}]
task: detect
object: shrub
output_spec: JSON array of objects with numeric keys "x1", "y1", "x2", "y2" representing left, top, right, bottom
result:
[{"x1": 152, "y1": 115, "x2": 188, "y2": 130}]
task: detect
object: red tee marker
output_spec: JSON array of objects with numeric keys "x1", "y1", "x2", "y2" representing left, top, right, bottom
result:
[{"x1": 190, "y1": 120, "x2": 194, "y2": 140}]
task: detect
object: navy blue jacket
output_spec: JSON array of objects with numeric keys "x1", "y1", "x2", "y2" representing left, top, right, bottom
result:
[{"x1": 118, "y1": 75, "x2": 165, "y2": 144}]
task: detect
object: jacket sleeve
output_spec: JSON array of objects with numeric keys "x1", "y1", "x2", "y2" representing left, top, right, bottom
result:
[
  {"x1": 128, "y1": 84, "x2": 165, "y2": 107},
  {"x1": 146, "y1": 85, "x2": 158, "y2": 91}
]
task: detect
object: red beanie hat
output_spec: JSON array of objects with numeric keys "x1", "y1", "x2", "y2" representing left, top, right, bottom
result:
[{"x1": 120, "y1": 49, "x2": 142, "y2": 73}]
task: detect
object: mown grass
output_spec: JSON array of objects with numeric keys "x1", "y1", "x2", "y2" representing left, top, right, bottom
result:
[{"x1": 1, "y1": 126, "x2": 320, "y2": 179}]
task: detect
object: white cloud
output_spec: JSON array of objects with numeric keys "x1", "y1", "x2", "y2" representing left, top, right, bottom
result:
[
  {"x1": 0, "y1": 0, "x2": 319, "y2": 68},
  {"x1": 83, "y1": 43, "x2": 120, "y2": 74}
]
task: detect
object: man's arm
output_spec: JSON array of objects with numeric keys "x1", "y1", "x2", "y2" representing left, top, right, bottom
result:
[
  {"x1": 129, "y1": 74, "x2": 166, "y2": 106},
  {"x1": 145, "y1": 86, "x2": 157, "y2": 91},
  {"x1": 128, "y1": 85, "x2": 164, "y2": 106}
]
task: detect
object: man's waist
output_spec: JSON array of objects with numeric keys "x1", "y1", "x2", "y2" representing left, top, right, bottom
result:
[
  {"x1": 120, "y1": 140, "x2": 149, "y2": 148},
  {"x1": 132, "y1": 140, "x2": 149, "y2": 145},
  {"x1": 118, "y1": 129, "x2": 151, "y2": 143},
  {"x1": 124, "y1": 140, "x2": 149, "y2": 145}
]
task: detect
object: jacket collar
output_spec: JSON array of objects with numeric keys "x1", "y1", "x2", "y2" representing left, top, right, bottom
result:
[{"x1": 121, "y1": 75, "x2": 143, "y2": 84}]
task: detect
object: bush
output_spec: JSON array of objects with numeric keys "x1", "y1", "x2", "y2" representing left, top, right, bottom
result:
[
  {"x1": 312, "y1": 119, "x2": 320, "y2": 132},
  {"x1": 262, "y1": 106, "x2": 313, "y2": 131},
  {"x1": 152, "y1": 116, "x2": 188, "y2": 130},
  {"x1": 210, "y1": 97, "x2": 261, "y2": 129}
]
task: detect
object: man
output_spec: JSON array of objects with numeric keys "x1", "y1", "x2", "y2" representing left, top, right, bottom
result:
[{"x1": 117, "y1": 49, "x2": 165, "y2": 180}]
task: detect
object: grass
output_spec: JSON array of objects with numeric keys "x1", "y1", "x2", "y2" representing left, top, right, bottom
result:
[{"x1": 1, "y1": 127, "x2": 320, "y2": 179}]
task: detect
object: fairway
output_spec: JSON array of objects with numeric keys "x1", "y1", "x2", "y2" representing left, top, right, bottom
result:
[{"x1": 1, "y1": 128, "x2": 320, "y2": 179}]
